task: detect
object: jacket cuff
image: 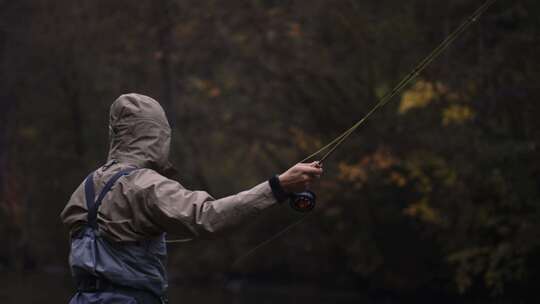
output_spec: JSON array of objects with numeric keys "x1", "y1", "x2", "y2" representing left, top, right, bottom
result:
[
  {"x1": 248, "y1": 181, "x2": 280, "y2": 209},
  {"x1": 268, "y1": 175, "x2": 290, "y2": 203}
]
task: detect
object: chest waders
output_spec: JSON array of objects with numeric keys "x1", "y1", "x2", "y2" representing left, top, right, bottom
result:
[{"x1": 68, "y1": 168, "x2": 168, "y2": 304}]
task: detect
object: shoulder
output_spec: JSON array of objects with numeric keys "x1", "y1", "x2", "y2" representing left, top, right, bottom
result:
[{"x1": 126, "y1": 168, "x2": 185, "y2": 192}]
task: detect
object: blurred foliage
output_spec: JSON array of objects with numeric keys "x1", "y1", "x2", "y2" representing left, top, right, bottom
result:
[{"x1": 1, "y1": 0, "x2": 539, "y2": 300}]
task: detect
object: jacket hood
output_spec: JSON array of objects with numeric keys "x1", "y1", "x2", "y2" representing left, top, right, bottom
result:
[{"x1": 107, "y1": 93, "x2": 172, "y2": 172}]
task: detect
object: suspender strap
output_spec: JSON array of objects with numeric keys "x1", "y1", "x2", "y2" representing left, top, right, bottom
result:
[
  {"x1": 83, "y1": 168, "x2": 138, "y2": 229},
  {"x1": 84, "y1": 172, "x2": 96, "y2": 217}
]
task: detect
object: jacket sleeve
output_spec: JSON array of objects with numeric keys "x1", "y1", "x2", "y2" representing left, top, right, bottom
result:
[{"x1": 132, "y1": 169, "x2": 279, "y2": 238}]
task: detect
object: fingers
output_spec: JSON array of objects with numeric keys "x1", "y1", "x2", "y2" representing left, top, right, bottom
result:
[
  {"x1": 299, "y1": 168, "x2": 321, "y2": 184},
  {"x1": 297, "y1": 161, "x2": 322, "y2": 169},
  {"x1": 296, "y1": 162, "x2": 319, "y2": 169},
  {"x1": 297, "y1": 164, "x2": 323, "y2": 176},
  {"x1": 280, "y1": 162, "x2": 324, "y2": 193}
]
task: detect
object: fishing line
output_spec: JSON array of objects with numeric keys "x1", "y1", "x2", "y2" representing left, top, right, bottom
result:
[
  {"x1": 231, "y1": 0, "x2": 497, "y2": 266},
  {"x1": 302, "y1": 0, "x2": 497, "y2": 164},
  {"x1": 232, "y1": 212, "x2": 315, "y2": 267}
]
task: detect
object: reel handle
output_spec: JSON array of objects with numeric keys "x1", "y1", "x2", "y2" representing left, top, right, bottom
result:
[{"x1": 289, "y1": 190, "x2": 316, "y2": 213}]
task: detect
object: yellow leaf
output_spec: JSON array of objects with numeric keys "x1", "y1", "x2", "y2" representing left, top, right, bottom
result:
[
  {"x1": 442, "y1": 104, "x2": 475, "y2": 126},
  {"x1": 399, "y1": 79, "x2": 449, "y2": 114},
  {"x1": 289, "y1": 127, "x2": 322, "y2": 152},
  {"x1": 338, "y1": 162, "x2": 368, "y2": 184},
  {"x1": 389, "y1": 171, "x2": 407, "y2": 187},
  {"x1": 403, "y1": 198, "x2": 441, "y2": 224}
]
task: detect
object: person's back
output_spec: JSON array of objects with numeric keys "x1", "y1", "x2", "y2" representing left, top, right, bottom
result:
[{"x1": 61, "y1": 93, "x2": 322, "y2": 303}]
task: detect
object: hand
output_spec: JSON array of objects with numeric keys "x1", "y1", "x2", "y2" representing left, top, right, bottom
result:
[{"x1": 278, "y1": 162, "x2": 323, "y2": 193}]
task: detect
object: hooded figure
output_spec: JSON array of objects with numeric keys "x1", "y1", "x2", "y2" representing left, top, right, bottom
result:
[{"x1": 61, "y1": 94, "x2": 321, "y2": 303}]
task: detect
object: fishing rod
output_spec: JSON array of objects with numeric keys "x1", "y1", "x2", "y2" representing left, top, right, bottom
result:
[
  {"x1": 234, "y1": 0, "x2": 497, "y2": 266},
  {"x1": 287, "y1": 0, "x2": 496, "y2": 213}
]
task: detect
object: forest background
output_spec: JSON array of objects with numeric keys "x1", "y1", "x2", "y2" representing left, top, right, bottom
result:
[{"x1": 1, "y1": 0, "x2": 538, "y2": 302}]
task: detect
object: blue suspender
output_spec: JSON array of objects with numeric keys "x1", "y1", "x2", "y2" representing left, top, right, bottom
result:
[{"x1": 83, "y1": 168, "x2": 138, "y2": 229}]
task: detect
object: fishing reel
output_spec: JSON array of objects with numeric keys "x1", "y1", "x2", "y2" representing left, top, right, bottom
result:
[
  {"x1": 289, "y1": 191, "x2": 316, "y2": 213},
  {"x1": 269, "y1": 175, "x2": 317, "y2": 213}
]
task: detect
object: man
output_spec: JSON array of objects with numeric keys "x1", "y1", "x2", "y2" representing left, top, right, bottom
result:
[{"x1": 60, "y1": 93, "x2": 323, "y2": 304}]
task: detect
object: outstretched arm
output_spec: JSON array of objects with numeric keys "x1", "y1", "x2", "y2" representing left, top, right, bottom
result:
[{"x1": 138, "y1": 162, "x2": 322, "y2": 238}]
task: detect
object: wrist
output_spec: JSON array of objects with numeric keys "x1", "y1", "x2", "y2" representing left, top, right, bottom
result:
[{"x1": 269, "y1": 175, "x2": 290, "y2": 203}]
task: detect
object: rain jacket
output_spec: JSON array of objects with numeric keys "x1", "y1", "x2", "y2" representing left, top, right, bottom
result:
[
  {"x1": 61, "y1": 93, "x2": 278, "y2": 242},
  {"x1": 60, "y1": 93, "x2": 278, "y2": 302}
]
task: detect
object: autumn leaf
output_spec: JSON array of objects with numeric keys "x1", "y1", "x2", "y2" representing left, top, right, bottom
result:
[
  {"x1": 288, "y1": 22, "x2": 302, "y2": 38},
  {"x1": 442, "y1": 104, "x2": 475, "y2": 125},
  {"x1": 399, "y1": 79, "x2": 448, "y2": 114},
  {"x1": 289, "y1": 127, "x2": 322, "y2": 152},
  {"x1": 403, "y1": 198, "x2": 441, "y2": 224},
  {"x1": 388, "y1": 171, "x2": 407, "y2": 187}
]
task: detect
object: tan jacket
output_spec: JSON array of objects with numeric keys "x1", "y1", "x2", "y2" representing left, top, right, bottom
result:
[{"x1": 60, "y1": 93, "x2": 277, "y2": 242}]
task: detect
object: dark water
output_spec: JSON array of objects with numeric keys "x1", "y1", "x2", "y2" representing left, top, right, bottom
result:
[{"x1": 0, "y1": 272, "x2": 364, "y2": 304}]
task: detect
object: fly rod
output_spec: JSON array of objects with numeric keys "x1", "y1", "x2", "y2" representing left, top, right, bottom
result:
[{"x1": 233, "y1": 0, "x2": 497, "y2": 266}]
